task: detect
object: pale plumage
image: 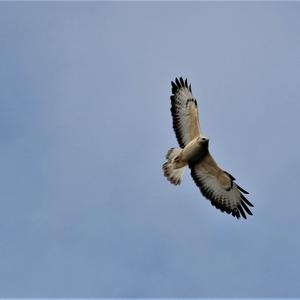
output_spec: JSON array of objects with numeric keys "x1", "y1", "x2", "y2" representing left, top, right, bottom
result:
[{"x1": 162, "y1": 77, "x2": 253, "y2": 219}]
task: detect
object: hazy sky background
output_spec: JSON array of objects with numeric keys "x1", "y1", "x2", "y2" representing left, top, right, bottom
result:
[{"x1": 0, "y1": 2, "x2": 300, "y2": 298}]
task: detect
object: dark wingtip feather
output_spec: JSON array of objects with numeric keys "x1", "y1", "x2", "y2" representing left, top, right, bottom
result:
[
  {"x1": 172, "y1": 77, "x2": 191, "y2": 94},
  {"x1": 185, "y1": 78, "x2": 188, "y2": 88},
  {"x1": 180, "y1": 77, "x2": 184, "y2": 86},
  {"x1": 238, "y1": 206, "x2": 247, "y2": 219},
  {"x1": 241, "y1": 194, "x2": 254, "y2": 207},
  {"x1": 236, "y1": 184, "x2": 249, "y2": 194},
  {"x1": 241, "y1": 202, "x2": 253, "y2": 216},
  {"x1": 171, "y1": 81, "x2": 177, "y2": 93},
  {"x1": 225, "y1": 171, "x2": 236, "y2": 181},
  {"x1": 232, "y1": 209, "x2": 240, "y2": 219}
]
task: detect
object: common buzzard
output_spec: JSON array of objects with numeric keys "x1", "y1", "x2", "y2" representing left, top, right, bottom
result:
[{"x1": 162, "y1": 77, "x2": 253, "y2": 219}]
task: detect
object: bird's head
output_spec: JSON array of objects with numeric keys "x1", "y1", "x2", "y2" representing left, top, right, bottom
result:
[
  {"x1": 199, "y1": 136, "x2": 209, "y2": 144},
  {"x1": 197, "y1": 136, "x2": 209, "y2": 150}
]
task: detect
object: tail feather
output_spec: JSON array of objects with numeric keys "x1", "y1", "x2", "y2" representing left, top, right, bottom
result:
[
  {"x1": 162, "y1": 148, "x2": 186, "y2": 185},
  {"x1": 166, "y1": 147, "x2": 181, "y2": 160}
]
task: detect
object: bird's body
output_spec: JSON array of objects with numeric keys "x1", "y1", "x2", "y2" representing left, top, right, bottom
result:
[
  {"x1": 181, "y1": 136, "x2": 209, "y2": 164},
  {"x1": 162, "y1": 77, "x2": 253, "y2": 219}
]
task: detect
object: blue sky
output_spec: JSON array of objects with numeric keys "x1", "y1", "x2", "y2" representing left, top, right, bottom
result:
[{"x1": 0, "y1": 1, "x2": 300, "y2": 297}]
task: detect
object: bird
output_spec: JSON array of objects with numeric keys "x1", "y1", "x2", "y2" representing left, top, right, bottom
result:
[{"x1": 162, "y1": 77, "x2": 253, "y2": 219}]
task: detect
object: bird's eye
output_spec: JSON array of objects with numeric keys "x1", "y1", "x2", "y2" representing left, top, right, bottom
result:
[{"x1": 202, "y1": 138, "x2": 206, "y2": 141}]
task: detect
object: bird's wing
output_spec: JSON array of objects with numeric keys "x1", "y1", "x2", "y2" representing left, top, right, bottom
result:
[
  {"x1": 170, "y1": 77, "x2": 201, "y2": 148},
  {"x1": 190, "y1": 153, "x2": 253, "y2": 219}
]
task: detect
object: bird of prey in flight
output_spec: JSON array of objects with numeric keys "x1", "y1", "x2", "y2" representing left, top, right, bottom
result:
[{"x1": 162, "y1": 77, "x2": 253, "y2": 219}]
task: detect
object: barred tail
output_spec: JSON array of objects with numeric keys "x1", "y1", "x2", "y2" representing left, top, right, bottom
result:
[{"x1": 162, "y1": 148, "x2": 185, "y2": 185}]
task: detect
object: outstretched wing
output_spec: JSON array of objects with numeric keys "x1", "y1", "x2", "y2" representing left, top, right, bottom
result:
[
  {"x1": 190, "y1": 153, "x2": 253, "y2": 219},
  {"x1": 170, "y1": 77, "x2": 201, "y2": 148}
]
